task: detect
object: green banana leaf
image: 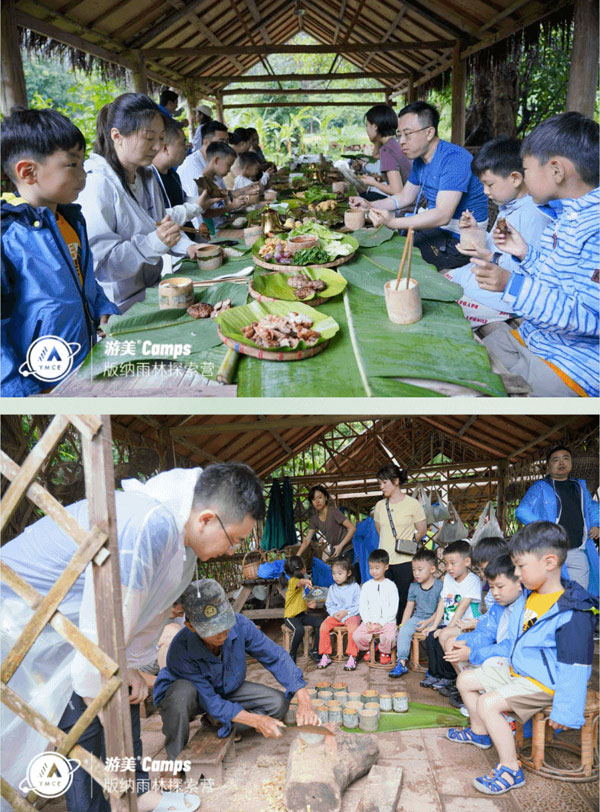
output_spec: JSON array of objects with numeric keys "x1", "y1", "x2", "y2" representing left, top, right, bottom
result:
[
  {"x1": 351, "y1": 225, "x2": 396, "y2": 248},
  {"x1": 251, "y1": 267, "x2": 347, "y2": 302},
  {"x1": 340, "y1": 236, "x2": 463, "y2": 302},
  {"x1": 251, "y1": 233, "x2": 359, "y2": 265},
  {"x1": 216, "y1": 299, "x2": 340, "y2": 352}
]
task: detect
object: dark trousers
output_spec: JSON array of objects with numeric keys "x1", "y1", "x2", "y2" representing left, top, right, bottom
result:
[
  {"x1": 158, "y1": 679, "x2": 289, "y2": 758},
  {"x1": 284, "y1": 612, "x2": 322, "y2": 661},
  {"x1": 413, "y1": 228, "x2": 471, "y2": 271},
  {"x1": 386, "y1": 562, "x2": 414, "y2": 623},
  {"x1": 425, "y1": 629, "x2": 457, "y2": 680},
  {"x1": 58, "y1": 692, "x2": 148, "y2": 812}
]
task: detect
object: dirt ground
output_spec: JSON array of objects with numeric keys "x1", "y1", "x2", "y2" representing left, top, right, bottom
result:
[{"x1": 38, "y1": 625, "x2": 599, "y2": 812}]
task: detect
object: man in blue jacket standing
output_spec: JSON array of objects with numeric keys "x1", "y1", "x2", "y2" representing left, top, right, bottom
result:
[{"x1": 516, "y1": 445, "x2": 599, "y2": 595}]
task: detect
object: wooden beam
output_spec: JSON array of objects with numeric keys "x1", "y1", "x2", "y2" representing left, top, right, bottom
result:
[
  {"x1": 363, "y1": 4, "x2": 408, "y2": 69},
  {"x1": 170, "y1": 416, "x2": 357, "y2": 437},
  {"x1": 221, "y1": 85, "x2": 387, "y2": 95},
  {"x1": 143, "y1": 40, "x2": 455, "y2": 57},
  {"x1": 130, "y1": 49, "x2": 147, "y2": 94},
  {"x1": 223, "y1": 100, "x2": 395, "y2": 108},
  {"x1": 477, "y1": 0, "x2": 533, "y2": 34},
  {"x1": 450, "y1": 41, "x2": 466, "y2": 146},
  {"x1": 201, "y1": 71, "x2": 408, "y2": 83},
  {"x1": 1, "y1": 0, "x2": 28, "y2": 115},
  {"x1": 128, "y1": 0, "x2": 211, "y2": 49},
  {"x1": 508, "y1": 416, "x2": 582, "y2": 459},
  {"x1": 566, "y1": 0, "x2": 598, "y2": 118}
]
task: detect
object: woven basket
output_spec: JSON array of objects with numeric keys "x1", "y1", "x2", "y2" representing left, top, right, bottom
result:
[{"x1": 242, "y1": 550, "x2": 265, "y2": 580}]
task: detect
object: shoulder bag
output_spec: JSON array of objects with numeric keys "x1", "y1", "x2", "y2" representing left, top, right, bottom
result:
[{"x1": 386, "y1": 498, "x2": 418, "y2": 556}]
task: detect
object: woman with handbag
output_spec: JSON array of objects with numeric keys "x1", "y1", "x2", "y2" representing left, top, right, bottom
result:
[{"x1": 374, "y1": 464, "x2": 428, "y2": 621}]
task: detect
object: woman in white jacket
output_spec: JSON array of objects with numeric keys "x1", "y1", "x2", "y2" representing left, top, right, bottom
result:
[{"x1": 78, "y1": 93, "x2": 209, "y2": 312}]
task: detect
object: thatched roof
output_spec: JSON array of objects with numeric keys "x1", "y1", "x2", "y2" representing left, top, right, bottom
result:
[{"x1": 14, "y1": 1, "x2": 575, "y2": 98}]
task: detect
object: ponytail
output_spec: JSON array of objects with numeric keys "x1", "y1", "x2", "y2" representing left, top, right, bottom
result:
[{"x1": 279, "y1": 555, "x2": 306, "y2": 588}]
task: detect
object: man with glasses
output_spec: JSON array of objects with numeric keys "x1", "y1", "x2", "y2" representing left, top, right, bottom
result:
[
  {"x1": 154, "y1": 579, "x2": 319, "y2": 778},
  {"x1": 1, "y1": 462, "x2": 265, "y2": 812},
  {"x1": 351, "y1": 101, "x2": 489, "y2": 271}
]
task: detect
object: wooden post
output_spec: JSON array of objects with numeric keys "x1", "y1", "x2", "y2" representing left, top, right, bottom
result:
[
  {"x1": 1, "y1": 0, "x2": 28, "y2": 115},
  {"x1": 130, "y1": 50, "x2": 147, "y2": 95},
  {"x1": 215, "y1": 92, "x2": 225, "y2": 124},
  {"x1": 496, "y1": 461, "x2": 507, "y2": 531},
  {"x1": 566, "y1": 0, "x2": 599, "y2": 118},
  {"x1": 82, "y1": 417, "x2": 138, "y2": 812},
  {"x1": 184, "y1": 85, "x2": 199, "y2": 144},
  {"x1": 451, "y1": 41, "x2": 466, "y2": 146}
]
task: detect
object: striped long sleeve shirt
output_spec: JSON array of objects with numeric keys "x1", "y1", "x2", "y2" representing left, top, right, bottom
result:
[{"x1": 500, "y1": 187, "x2": 599, "y2": 396}]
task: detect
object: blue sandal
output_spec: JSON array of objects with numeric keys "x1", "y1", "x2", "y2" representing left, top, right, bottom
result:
[
  {"x1": 446, "y1": 726, "x2": 492, "y2": 749},
  {"x1": 473, "y1": 763, "x2": 525, "y2": 795}
]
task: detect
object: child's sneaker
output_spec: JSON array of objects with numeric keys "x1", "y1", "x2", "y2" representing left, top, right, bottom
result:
[
  {"x1": 432, "y1": 678, "x2": 454, "y2": 691},
  {"x1": 363, "y1": 649, "x2": 371, "y2": 663},
  {"x1": 344, "y1": 655, "x2": 357, "y2": 671},
  {"x1": 317, "y1": 654, "x2": 332, "y2": 669},
  {"x1": 379, "y1": 653, "x2": 392, "y2": 665},
  {"x1": 389, "y1": 662, "x2": 408, "y2": 678},
  {"x1": 420, "y1": 673, "x2": 439, "y2": 687}
]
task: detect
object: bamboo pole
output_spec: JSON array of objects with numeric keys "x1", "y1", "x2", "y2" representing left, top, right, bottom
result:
[
  {"x1": 144, "y1": 40, "x2": 455, "y2": 58},
  {"x1": 451, "y1": 42, "x2": 466, "y2": 146},
  {"x1": 202, "y1": 71, "x2": 408, "y2": 83},
  {"x1": 223, "y1": 100, "x2": 395, "y2": 109},
  {"x1": 220, "y1": 86, "x2": 389, "y2": 96}
]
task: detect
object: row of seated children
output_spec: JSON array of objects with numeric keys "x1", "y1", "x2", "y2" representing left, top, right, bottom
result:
[{"x1": 445, "y1": 521, "x2": 598, "y2": 796}]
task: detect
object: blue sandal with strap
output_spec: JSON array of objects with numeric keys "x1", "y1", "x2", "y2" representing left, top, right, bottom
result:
[
  {"x1": 446, "y1": 726, "x2": 492, "y2": 749},
  {"x1": 473, "y1": 763, "x2": 525, "y2": 795}
]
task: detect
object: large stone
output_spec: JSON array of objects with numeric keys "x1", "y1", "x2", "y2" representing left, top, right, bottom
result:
[
  {"x1": 284, "y1": 727, "x2": 379, "y2": 812},
  {"x1": 356, "y1": 764, "x2": 403, "y2": 812}
]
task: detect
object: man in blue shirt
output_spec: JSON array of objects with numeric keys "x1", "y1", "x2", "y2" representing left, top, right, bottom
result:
[
  {"x1": 158, "y1": 89, "x2": 179, "y2": 119},
  {"x1": 154, "y1": 580, "x2": 319, "y2": 766},
  {"x1": 353, "y1": 101, "x2": 489, "y2": 270}
]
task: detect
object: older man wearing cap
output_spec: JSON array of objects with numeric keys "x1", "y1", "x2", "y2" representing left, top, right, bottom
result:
[
  {"x1": 154, "y1": 579, "x2": 319, "y2": 761},
  {"x1": 1, "y1": 463, "x2": 264, "y2": 812},
  {"x1": 192, "y1": 105, "x2": 213, "y2": 152}
]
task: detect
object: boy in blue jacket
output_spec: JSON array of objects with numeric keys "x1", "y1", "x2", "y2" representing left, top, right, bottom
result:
[
  {"x1": 447, "y1": 522, "x2": 597, "y2": 796},
  {"x1": 516, "y1": 445, "x2": 599, "y2": 596},
  {"x1": 1, "y1": 109, "x2": 119, "y2": 396}
]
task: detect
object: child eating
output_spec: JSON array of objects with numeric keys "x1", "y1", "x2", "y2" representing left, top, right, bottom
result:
[
  {"x1": 389, "y1": 548, "x2": 442, "y2": 678},
  {"x1": 281, "y1": 556, "x2": 322, "y2": 663},
  {"x1": 316, "y1": 558, "x2": 361, "y2": 672},
  {"x1": 353, "y1": 549, "x2": 399, "y2": 665}
]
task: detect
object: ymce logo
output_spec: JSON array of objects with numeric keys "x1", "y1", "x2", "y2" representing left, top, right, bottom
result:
[
  {"x1": 18, "y1": 336, "x2": 81, "y2": 383},
  {"x1": 19, "y1": 752, "x2": 80, "y2": 798}
]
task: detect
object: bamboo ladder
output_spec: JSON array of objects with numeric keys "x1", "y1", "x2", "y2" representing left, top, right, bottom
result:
[{"x1": 0, "y1": 416, "x2": 138, "y2": 811}]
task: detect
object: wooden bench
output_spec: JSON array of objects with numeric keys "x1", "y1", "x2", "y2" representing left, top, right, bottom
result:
[
  {"x1": 331, "y1": 626, "x2": 348, "y2": 661},
  {"x1": 515, "y1": 689, "x2": 599, "y2": 781},
  {"x1": 178, "y1": 727, "x2": 236, "y2": 788},
  {"x1": 409, "y1": 632, "x2": 428, "y2": 673}
]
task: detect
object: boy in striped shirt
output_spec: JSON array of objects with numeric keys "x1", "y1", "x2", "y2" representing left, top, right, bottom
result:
[{"x1": 470, "y1": 112, "x2": 599, "y2": 397}]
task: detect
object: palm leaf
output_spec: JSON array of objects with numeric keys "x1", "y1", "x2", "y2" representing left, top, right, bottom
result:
[
  {"x1": 352, "y1": 225, "x2": 396, "y2": 248},
  {"x1": 252, "y1": 267, "x2": 347, "y2": 302}
]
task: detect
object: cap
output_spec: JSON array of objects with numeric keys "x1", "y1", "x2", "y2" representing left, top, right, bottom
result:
[
  {"x1": 181, "y1": 579, "x2": 236, "y2": 637},
  {"x1": 195, "y1": 104, "x2": 212, "y2": 116}
]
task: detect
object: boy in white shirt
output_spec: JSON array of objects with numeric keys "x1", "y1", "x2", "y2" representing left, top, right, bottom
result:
[
  {"x1": 420, "y1": 540, "x2": 481, "y2": 690},
  {"x1": 352, "y1": 549, "x2": 399, "y2": 665},
  {"x1": 233, "y1": 151, "x2": 267, "y2": 191}
]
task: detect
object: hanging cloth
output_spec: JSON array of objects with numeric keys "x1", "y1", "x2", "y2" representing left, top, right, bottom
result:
[{"x1": 261, "y1": 479, "x2": 286, "y2": 550}]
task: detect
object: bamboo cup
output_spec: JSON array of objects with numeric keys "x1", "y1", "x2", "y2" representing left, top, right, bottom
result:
[{"x1": 384, "y1": 228, "x2": 422, "y2": 324}]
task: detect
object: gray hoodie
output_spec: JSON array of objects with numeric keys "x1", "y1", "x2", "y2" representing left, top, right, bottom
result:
[{"x1": 77, "y1": 153, "x2": 194, "y2": 312}]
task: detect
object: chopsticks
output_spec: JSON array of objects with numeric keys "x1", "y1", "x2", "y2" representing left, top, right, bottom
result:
[
  {"x1": 155, "y1": 222, "x2": 206, "y2": 236},
  {"x1": 395, "y1": 228, "x2": 414, "y2": 290}
]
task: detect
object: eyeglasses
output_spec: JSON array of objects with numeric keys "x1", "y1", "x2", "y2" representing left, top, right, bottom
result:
[
  {"x1": 214, "y1": 513, "x2": 241, "y2": 553},
  {"x1": 398, "y1": 126, "x2": 432, "y2": 141}
]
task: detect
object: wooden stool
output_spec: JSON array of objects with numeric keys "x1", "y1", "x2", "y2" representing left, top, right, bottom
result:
[
  {"x1": 281, "y1": 623, "x2": 314, "y2": 661},
  {"x1": 367, "y1": 633, "x2": 397, "y2": 671},
  {"x1": 331, "y1": 626, "x2": 348, "y2": 661},
  {"x1": 179, "y1": 728, "x2": 235, "y2": 788},
  {"x1": 409, "y1": 632, "x2": 427, "y2": 673},
  {"x1": 515, "y1": 689, "x2": 599, "y2": 781}
]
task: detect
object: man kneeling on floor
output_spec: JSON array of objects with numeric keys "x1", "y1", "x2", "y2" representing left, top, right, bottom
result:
[{"x1": 153, "y1": 579, "x2": 319, "y2": 775}]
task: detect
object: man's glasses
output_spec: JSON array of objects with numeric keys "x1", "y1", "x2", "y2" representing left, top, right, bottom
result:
[
  {"x1": 398, "y1": 126, "x2": 432, "y2": 141},
  {"x1": 214, "y1": 513, "x2": 241, "y2": 553}
]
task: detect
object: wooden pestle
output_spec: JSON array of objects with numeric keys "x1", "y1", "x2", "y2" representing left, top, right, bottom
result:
[{"x1": 395, "y1": 228, "x2": 414, "y2": 290}]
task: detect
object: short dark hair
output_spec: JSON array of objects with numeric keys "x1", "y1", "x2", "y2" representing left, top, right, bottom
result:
[
  {"x1": 280, "y1": 554, "x2": 306, "y2": 587},
  {"x1": 443, "y1": 540, "x2": 472, "y2": 559},
  {"x1": 472, "y1": 136, "x2": 523, "y2": 178},
  {"x1": 202, "y1": 120, "x2": 229, "y2": 143},
  {"x1": 160, "y1": 89, "x2": 178, "y2": 106},
  {"x1": 308, "y1": 485, "x2": 329, "y2": 504},
  {"x1": 471, "y1": 537, "x2": 508, "y2": 567},
  {"x1": 521, "y1": 112, "x2": 599, "y2": 187},
  {"x1": 206, "y1": 140, "x2": 236, "y2": 161},
  {"x1": 376, "y1": 464, "x2": 408, "y2": 486},
  {"x1": 546, "y1": 445, "x2": 572, "y2": 463},
  {"x1": 365, "y1": 104, "x2": 398, "y2": 137},
  {"x1": 484, "y1": 554, "x2": 519, "y2": 582},
  {"x1": 192, "y1": 462, "x2": 265, "y2": 522},
  {"x1": 162, "y1": 115, "x2": 185, "y2": 144},
  {"x1": 369, "y1": 548, "x2": 389, "y2": 565},
  {"x1": 398, "y1": 101, "x2": 439, "y2": 134},
  {"x1": 237, "y1": 151, "x2": 261, "y2": 171},
  {"x1": 1, "y1": 108, "x2": 86, "y2": 182},
  {"x1": 246, "y1": 127, "x2": 258, "y2": 138},
  {"x1": 330, "y1": 557, "x2": 355, "y2": 582},
  {"x1": 230, "y1": 127, "x2": 250, "y2": 146},
  {"x1": 413, "y1": 548, "x2": 437, "y2": 565},
  {"x1": 509, "y1": 521, "x2": 568, "y2": 566}
]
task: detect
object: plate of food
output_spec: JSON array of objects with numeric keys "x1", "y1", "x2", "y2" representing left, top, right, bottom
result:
[
  {"x1": 215, "y1": 300, "x2": 340, "y2": 361},
  {"x1": 252, "y1": 224, "x2": 359, "y2": 271},
  {"x1": 249, "y1": 267, "x2": 347, "y2": 305}
]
